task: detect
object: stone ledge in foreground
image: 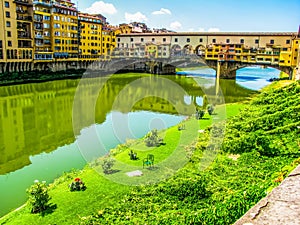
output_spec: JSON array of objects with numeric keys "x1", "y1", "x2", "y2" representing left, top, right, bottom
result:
[{"x1": 234, "y1": 165, "x2": 300, "y2": 225}]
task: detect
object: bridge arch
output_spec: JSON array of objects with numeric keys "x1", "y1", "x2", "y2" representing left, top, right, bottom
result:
[
  {"x1": 171, "y1": 44, "x2": 182, "y2": 56},
  {"x1": 183, "y1": 44, "x2": 193, "y2": 55},
  {"x1": 195, "y1": 45, "x2": 206, "y2": 57}
]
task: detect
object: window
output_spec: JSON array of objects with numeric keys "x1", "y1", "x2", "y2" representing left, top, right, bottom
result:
[
  {"x1": 5, "y1": 11, "x2": 10, "y2": 18},
  {"x1": 7, "y1": 31, "x2": 11, "y2": 37},
  {"x1": 199, "y1": 38, "x2": 203, "y2": 42},
  {"x1": 8, "y1": 41, "x2": 12, "y2": 46},
  {"x1": 270, "y1": 39, "x2": 274, "y2": 44},
  {"x1": 130, "y1": 38, "x2": 133, "y2": 42},
  {"x1": 255, "y1": 39, "x2": 259, "y2": 44},
  {"x1": 163, "y1": 38, "x2": 166, "y2": 42},
  {"x1": 187, "y1": 38, "x2": 190, "y2": 42},
  {"x1": 6, "y1": 21, "x2": 11, "y2": 27},
  {"x1": 174, "y1": 38, "x2": 178, "y2": 42},
  {"x1": 5, "y1": 1, "x2": 9, "y2": 8},
  {"x1": 152, "y1": 38, "x2": 155, "y2": 42},
  {"x1": 212, "y1": 39, "x2": 216, "y2": 43},
  {"x1": 141, "y1": 38, "x2": 144, "y2": 42},
  {"x1": 226, "y1": 39, "x2": 230, "y2": 43},
  {"x1": 286, "y1": 40, "x2": 290, "y2": 44},
  {"x1": 117, "y1": 38, "x2": 120, "y2": 42},
  {"x1": 240, "y1": 39, "x2": 244, "y2": 44}
]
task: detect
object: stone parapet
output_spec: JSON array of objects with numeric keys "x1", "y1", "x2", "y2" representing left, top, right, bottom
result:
[{"x1": 234, "y1": 165, "x2": 300, "y2": 225}]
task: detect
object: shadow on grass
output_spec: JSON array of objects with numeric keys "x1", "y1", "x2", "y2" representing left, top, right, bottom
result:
[
  {"x1": 106, "y1": 169, "x2": 121, "y2": 175},
  {"x1": 199, "y1": 117, "x2": 210, "y2": 120},
  {"x1": 41, "y1": 203, "x2": 57, "y2": 217},
  {"x1": 146, "y1": 166, "x2": 159, "y2": 171}
]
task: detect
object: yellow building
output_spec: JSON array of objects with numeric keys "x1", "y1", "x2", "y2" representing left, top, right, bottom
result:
[
  {"x1": 116, "y1": 23, "x2": 133, "y2": 34},
  {"x1": 33, "y1": 0, "x2": 53, "y2": 61},
  {"x1": 78, "y1": 13, "x2": 104, "y2": 60},
  {"x1": 78, "y1": 13, "x2": 117, "y2": 61},
  {"x1": 204, "y1": 41, "x2": 299, "y2": 68},
  {"x1": 101, "y1": 26, "x2": 116, "y2": 59},
  {"x1": 51, "y1": 0, "x2": 78, "y2": 61},
  {"x1": 0, "y1": 0, "x2": 34, "y2": 63},
  {"x1": 291, "y1": 39, "x2": 299, "y2": 67}
]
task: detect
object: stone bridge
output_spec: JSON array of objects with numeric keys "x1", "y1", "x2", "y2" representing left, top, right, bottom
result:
[{"x1": 116, "y1": 32, "x2": 300, "y2": 79}]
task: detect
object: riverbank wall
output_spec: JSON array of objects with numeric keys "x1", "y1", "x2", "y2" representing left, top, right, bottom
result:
[{"x1": 234, "y1": 164, "x2": 300, "y2": 225}]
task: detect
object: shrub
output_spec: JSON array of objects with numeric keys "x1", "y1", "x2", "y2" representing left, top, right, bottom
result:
[
  {"x1": 102, "y1": 156, "x2": 115, "y2": 174},
  {"x1": 26, "y1": 180, "x2": 51, "y2": 213},
  {"x1": 196, "y1": 109, "x2": 205, "y2": 119},
  {"x1": 144, "y1": 129, "x2": 163, "y2": 147},
  {"x1": 207, "y1": 104, "x2": 214, "y2": 115}
]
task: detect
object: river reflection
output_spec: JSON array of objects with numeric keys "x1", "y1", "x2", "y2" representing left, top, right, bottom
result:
[{"x1": 0, "y1": 72, "x2": 257, "y2": 216}]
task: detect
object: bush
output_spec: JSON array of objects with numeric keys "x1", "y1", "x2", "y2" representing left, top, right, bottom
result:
[
  {"x1": 102, "y1": 156, "x2": 115, "y2": 174},
  {"x1": 26, "y1": 180, "x2": 51, "y2": 213},
  {"x1": 207, "y1": 104, "x2": 214, "y2": 115},
  {"x1": 69, "y1": 178, "x2": 86, "y2": 191},
  {"x1": 144, "y1": 129, "x2": 163, "y2": 147},
  {"x1": 195, "y1": 109, "x2": 205, "y2": 119}
]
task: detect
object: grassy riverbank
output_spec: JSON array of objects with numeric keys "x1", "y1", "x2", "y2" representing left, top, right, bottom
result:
[
  {"x1": 0, "y1": 103, "x2": 243, "y2": 224},
  {"x1": 1, "y1": 81, "x2": 299, "y2": 225}
]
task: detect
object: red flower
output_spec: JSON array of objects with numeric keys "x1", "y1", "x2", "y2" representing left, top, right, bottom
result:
[{"x1": 74, "y1": 178, "x2": 81, "y2": 182}]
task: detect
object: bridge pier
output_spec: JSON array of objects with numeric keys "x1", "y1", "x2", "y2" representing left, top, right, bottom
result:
[{"x1": 206, "y1": 60, "x2": 238, "y2": 79}]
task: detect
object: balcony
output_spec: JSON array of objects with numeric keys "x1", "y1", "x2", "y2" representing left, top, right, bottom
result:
[
  {"x1": 18, "y1": 33, "x2": 31, "y2": 39},
  {"x1": 14, "y1": 0, "x2": 33, "y2": 6},
  {"x1": 34, "y1": 25, "x2": 43, "y2": 30},
  {"x1": 33, "y1": 0, "x2": 52, "y2": 7},
  {"x1": 16, "y1": 9, "x2": 28, "y2": 14},
  {"x1": 35, "y1": 34, "x2": 43, "y2": 39},
  {"x1": 18, "y1": 40, "x2": 32, "y2": 48},
  {"x1": 17, "y1": 15, "x2": 32, "y2": 21}
]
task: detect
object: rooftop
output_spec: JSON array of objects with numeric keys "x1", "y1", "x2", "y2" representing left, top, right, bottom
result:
[{"x1": 118, "y1": 32, "x2": 298, "y2": 37}]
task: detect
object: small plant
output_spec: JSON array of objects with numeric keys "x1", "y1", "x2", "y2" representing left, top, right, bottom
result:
[
  {"x1": 69, "y1": 178, "x2": 86, "y2": 191},
  {"x1": 144, "y1": 129, "x2": 163, "y2": 147},
  {"x1": 195, "y1": 109, "x2": 205, "y2": 119},
  {"x1": 102, "y1": 155, "x2": 115, "y2": 174},
  {"x1": 207, "y1": 104, "x2": 214, "y2": 115},
  {"x1": 26, "y1": 180, "x2": 51, "y2": 213}
]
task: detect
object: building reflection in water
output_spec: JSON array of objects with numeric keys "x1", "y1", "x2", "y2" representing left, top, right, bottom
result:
[{"x1": 0, "y1": 74, "x2": 255, "y2": 174}]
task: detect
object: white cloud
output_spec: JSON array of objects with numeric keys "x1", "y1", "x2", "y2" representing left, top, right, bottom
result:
[
  {"x1": 199, "y1": 28, "x2": 205, "y2": 32},
  {"x1": 125, "y1": 12, "x2": 148, "y2": 22},
  {"x1": 85, "y1": 1, "x2": 117, "y2": 15},
  {"x1": 208, "y1": 28, "x2": 220, "y2": 32},
  {"x1": 170, "y1": 21, "x2": 182, "y2": 31},
  {"x1": 152, "y1": 8, "x2": 171, "y2": 15}
]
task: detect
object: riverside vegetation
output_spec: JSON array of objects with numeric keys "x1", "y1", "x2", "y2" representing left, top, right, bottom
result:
[{"x1": 1, "y1": 81, "x2": 299, "y2": 225}]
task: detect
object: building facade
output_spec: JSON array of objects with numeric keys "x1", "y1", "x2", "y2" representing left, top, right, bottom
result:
[
  {"x1": 33, "y1": 0, "x2": 53, "y2": 61},
  {"x1": 51, "y1": 0, "x2": 78, "y2": 61},
  {"x1": 0, "y1": 0, "x2": 34, "y2": 72}
]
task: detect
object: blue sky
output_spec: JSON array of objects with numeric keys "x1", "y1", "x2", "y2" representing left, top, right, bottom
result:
[{"x1": 78, "y1": 0, "x2": 300, "y2": 32}]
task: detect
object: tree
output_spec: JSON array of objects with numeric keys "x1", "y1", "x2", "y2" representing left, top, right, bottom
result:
[{"x1": 26, "y1": 180, "x2": 51, "y2": 213}]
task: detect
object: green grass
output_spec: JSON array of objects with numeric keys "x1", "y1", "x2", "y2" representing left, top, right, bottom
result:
[
  {"x1": 0, "y1": 169, "x2": 130, "y2": 225},
  {"x1": 0, "y1": 103, "x2": 244, "y2": 225}
]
